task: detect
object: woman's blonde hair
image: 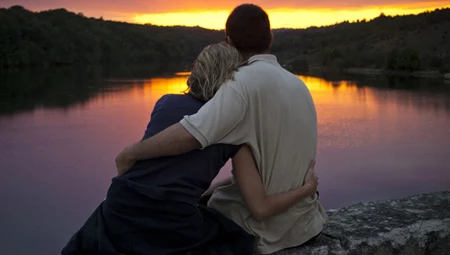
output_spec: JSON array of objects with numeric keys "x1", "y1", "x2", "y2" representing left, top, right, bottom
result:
[{"x1": 187, "y1": 43, "x2": 243, "y2": 101}]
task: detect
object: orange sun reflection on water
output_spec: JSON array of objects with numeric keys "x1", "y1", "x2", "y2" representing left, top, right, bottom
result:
[
  {"x1": 88, "y1": 73, "x2": 450, "y2": 185},
  {"x1": 298, "y1": 75, "x2": 381, "y2": 151},
  {"x1": 115, "y1": 74, "x2": 380, "y2": 179},
  {"x1": 104, "y1": 73, "x2": 440, "y2": 151},
  {"x1": 110, "y1": 74, "x2": 382, "y2": 154},
  {"x1": 107, "y1": 74, "x2": 380, "y2": 127}
]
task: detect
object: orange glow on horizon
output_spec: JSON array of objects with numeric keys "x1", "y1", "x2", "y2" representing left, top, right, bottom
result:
[
  {"x1": 141, "y1": 77, "x2": 189, "y2": 97},
  {"x1": 6, "y1": 1, "x2": 450, "y2": 30},
  {"x1": 132, "y1": 4, "x2": 450, "y2": 29},
  {"x1": 174, "y1": 72, "x2": 192, "y2": 76}
]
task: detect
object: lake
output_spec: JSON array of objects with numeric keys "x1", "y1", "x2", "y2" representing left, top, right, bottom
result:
[{"x1": 1, "y1": 67, "x2": 449, "y2": 255}]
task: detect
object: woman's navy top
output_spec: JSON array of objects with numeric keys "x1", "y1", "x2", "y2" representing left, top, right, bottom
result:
[{"x1": 114, "y1": 94, "x2": 240, "y2": 205}]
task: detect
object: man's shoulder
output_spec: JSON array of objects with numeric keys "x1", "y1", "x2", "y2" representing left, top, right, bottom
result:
[
  {"x1": 232, "y1": 61, "x2": 302, "y2": 90},
  {"x1": 230, "y1": 63, "x2": 270, "y2": 87}
]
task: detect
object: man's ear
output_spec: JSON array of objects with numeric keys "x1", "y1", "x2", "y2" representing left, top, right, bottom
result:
[
  {"x1": 270, "y1": 31, "x2": 274, "y2": 48},
  {"x1": 226, "y1": 36, "x2": 234, "y2": 46}
]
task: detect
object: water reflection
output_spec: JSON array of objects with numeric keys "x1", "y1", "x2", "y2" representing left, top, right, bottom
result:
[
  {"x1": 298, "y1": 75, "x2": 450, "y2": 212},
  {"x1": 0, "y1": 65, "x2": 186, "y2": 114},
  {"x1": 0, "y1": 71, "x2": 449, "y2": 255}
]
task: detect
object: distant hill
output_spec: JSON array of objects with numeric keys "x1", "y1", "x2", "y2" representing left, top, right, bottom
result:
[
  {"x1": 0, "y1": 6, "x2": 223, "y2": 69},
  {"x1": 1, "y1": 6, "x2": 449, "y2": 74},
  {"x1": 272, "y1": 8, "x2": 450, "y2": 73}
]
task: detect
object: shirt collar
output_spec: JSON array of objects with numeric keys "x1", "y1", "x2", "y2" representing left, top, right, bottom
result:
[{"x1": 247, "y1": 54, "x2": 280, "y2": 66}]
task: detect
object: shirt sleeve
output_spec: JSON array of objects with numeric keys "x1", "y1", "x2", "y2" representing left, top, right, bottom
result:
[{"x1": 180, "y1": 82, "x2": 247, "y2": 148}]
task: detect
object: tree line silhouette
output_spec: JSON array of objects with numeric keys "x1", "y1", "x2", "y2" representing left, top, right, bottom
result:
[{"x1": 1, "y1": 6, "x2": 449, "y2": 73}]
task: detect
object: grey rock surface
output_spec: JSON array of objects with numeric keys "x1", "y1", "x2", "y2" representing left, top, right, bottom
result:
[{"x1": 272, "y1": 191, "x2": 450, "y2": 255}]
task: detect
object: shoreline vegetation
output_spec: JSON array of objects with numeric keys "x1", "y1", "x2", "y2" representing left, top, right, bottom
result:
[
  {"x1": 0, "y1": 6, "x2": 449, "y2": 80},
  {"x1": 308, "y1": 66, "x2": 450, "y2": 79}
]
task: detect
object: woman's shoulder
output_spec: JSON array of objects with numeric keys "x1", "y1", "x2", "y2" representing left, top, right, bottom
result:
[
  {"x1": 155, "y1": 94, "x2": 203, "y2": 109},
  {"x1": 156, "y1": 94, "x2": 185, "y2": 105}
]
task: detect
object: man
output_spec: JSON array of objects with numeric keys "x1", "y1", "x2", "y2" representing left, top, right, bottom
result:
[{"x1": 116, "y1": 4, "x2": 327, "y2": 254}]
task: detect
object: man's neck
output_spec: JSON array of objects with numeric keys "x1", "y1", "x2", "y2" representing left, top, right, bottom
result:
[{"x1": 242, "y1": 51, "x2": 270, "y2": 61}]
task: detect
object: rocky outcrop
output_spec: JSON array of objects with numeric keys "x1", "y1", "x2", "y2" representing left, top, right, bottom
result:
[{"x1": 273, "y1": 191, "x2": 450, "y2": 255}]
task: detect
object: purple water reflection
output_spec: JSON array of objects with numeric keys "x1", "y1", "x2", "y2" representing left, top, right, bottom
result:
[{"x1": 0, "y1": 74, "x2": 449, "y2": 255}]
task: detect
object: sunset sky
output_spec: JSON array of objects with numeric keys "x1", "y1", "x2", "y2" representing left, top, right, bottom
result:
[{"x1": 2, "y1": 0, "x2": 450, "y2": 29}]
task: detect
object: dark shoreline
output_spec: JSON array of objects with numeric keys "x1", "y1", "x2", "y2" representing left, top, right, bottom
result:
[{"x1": 303, "y1": 66, "x2": 450, "y2": 80}]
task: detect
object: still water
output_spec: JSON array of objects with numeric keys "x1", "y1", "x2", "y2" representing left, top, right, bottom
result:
[{"x1": 0, "y1": 68, "x2": 449, "y2": 255}]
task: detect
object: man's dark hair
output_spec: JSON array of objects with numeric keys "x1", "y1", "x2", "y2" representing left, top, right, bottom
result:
[{"x1": 226, "y1": 4, "x2": 271, "y2": 54}]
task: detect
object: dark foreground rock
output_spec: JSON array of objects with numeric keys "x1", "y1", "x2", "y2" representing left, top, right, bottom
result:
[{"x1": 273, "y1": 191, "x2": 450, "y2": 255}]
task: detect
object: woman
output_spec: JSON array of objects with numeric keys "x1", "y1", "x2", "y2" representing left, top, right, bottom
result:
[{"x1": 61, "y1": 43, "x2": 318, "y2": 255}]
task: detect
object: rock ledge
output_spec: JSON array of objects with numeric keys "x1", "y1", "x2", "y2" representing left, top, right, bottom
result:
[{"x1": 273, "y1": 191, "x2": 450, "y2": 255}]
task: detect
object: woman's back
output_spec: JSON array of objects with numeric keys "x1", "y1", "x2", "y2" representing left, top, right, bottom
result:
[
  {"x1": 62, "y1": 44, "x2": 256, "y2": 255},
  {"x1": 117, "y1": 94, "x2": 240, "y2": 205}
]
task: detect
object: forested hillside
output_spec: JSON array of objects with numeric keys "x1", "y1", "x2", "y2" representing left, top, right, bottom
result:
[
  {"x1": 1, "y1": 6, "x2": 449, "y2": 73},
  {"x1": 272, "y1": 8, "x2": 450, "y2": 73},
  {"x1": 0, "y1": 6, "x2": 223, "y2": 69}
]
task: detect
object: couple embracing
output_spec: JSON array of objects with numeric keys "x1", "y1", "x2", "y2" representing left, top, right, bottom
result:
[{"x1": 62, "y1": 4, "x2": 327, "y2": 255}]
